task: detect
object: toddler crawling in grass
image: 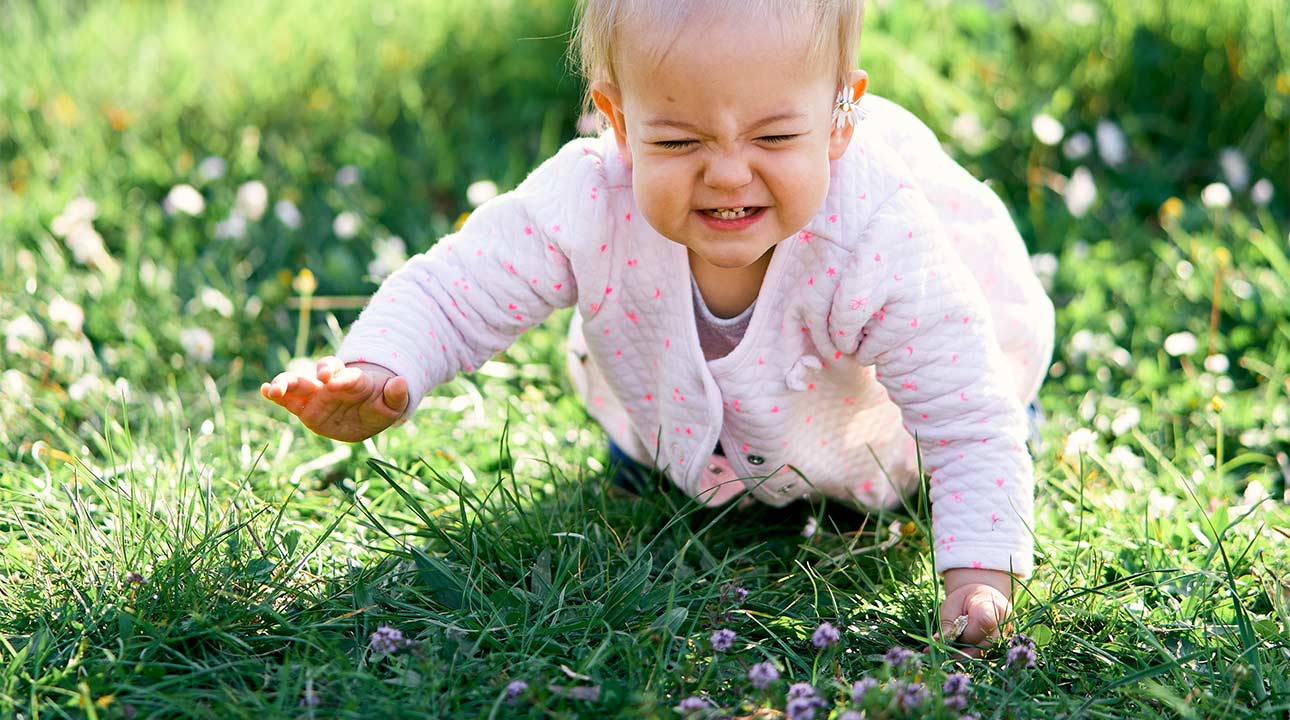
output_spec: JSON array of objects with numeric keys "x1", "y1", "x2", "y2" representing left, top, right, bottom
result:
[{"x1": 262, "y1": 0, "x2": 1053, "y2": 653}]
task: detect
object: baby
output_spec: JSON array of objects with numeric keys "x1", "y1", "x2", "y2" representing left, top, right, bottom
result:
[{"x1": 262, "y1": 0, "x2": 1054, "y2": 653}]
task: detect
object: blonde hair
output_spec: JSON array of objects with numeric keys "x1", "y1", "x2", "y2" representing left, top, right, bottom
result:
[{"x1": 572, "y1": 0, "x2": 863, "y2": 93}]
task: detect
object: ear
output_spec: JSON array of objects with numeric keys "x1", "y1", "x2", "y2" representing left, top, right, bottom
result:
[
  {"x1": 829, "y1": 69, "x2": 868, "y2": 161},
  {"x1": 591, "y1": 81, "x2": 632, "y2": 169}
]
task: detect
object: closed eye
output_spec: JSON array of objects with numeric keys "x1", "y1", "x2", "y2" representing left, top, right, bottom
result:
[
  {"x1": 654, "y1": 140, "x2": 695, "y2": 149},
  {"x1": 759, "y1": 135, "x2": 798, "y2": 144}
]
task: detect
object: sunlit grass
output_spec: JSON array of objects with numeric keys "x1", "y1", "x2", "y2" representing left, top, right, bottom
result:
[{"x1": 1, "y1": 0, "x2": 1288, "y2": 717}]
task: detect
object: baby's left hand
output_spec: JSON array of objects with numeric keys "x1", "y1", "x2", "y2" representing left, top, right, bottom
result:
[{"x1": 937, "y1": 568, "x2": 1015, "y2": 657}]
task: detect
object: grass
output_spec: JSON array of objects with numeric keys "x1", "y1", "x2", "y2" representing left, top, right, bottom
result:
[{"x1": 2, "y1": 0, "x2": 1289, "y2": 718}]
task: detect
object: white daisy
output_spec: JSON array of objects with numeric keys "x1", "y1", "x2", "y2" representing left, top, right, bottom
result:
[
  {"x1": 1064, "y1": 166, "x2": 1097, "y2": 217},
  {"x1": 333, "y1": 211, "x2": 360, "y2": 238},
  {"x1": 275, "y1": 199, "x2": 303, "y2": 229},
  {"x1": 180, "y1": 327, "x2": 215, "y2": 363},
  {"x1": 832, "y1": 88, "x2": 862, "y2": 130},
  {"x1": 466, "y1": 180, "x2": 499, "y2": 208},
  {"x1": 1032, "y1": 113, "x2": 1064, "y2": 146},
  {"x1": 164, "y1": 184, "x2": 205, "y2": 216},
  {"x1": 235, "y1": 180, "x2": 269, "y2": 221}
]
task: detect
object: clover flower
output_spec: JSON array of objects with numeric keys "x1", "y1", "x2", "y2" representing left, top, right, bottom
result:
[
  {"x1": 851, "y1": 677, "x2": 877, "y2": 703},
  {"x1": 787, "y1": 683, "x2": 818, "y2": 700},
  {"x1": 333, "y1": 211, "x2": 360, "y2": 238},
  {"x1": 197, "y1": 156, "x2": 227, "y2": 181},
  {"x1": 896, "y1": 680, "x2": 930, "y2": 710},
  {"x1": 1006, "y1": 633, "x2": 1038, "y2": 669},
  {"x1": 1064, "y1": 166, "x2": 1097, "y2": 217},
  {"x1": 1095, "y1": 119, "x2": 1127, "y2": 167},
  {"x1": 747, "y1": 661, "x2": 779, "y2": 689},
  {"x1": 883, "y1": 646, "x2": 918, "y2": 669},
  {"x1": 180, "y1": 327, "x2": 215, "y2": 363},
  {"x1": 275, "y1": 199, "x2": 303, "y2": 229},
  {"x1": 367, "y1": 625, "x2": 411, "y2": 655},
  {"x1": 943, "y1": 672, "x2": 971, "y2": 710},
  {"x1": 710, "y1": 628, "x2": 736, "y2": 652},
  {"x1": 1251, "y1": 178, "x2": 1274, "y2": 207},
  {"x1": 785, "y1": 683, "x2": 825, "y2": 720},
  {"x1": 1201, "y1": 182, "x2": 1232, "y2": 210},
  {"x1": 1063, "y1": 131, "x2": 1091, "y2": 160},
  {"x1": 48, "y1": 296, "x2": 85, "y2": 334},
  {"x1": 5, "y1": 315, "x2": 46, "y2": 353},
  {"x1": 724, "y1": 585, "x2": 749, "y2": 607},
  {"x1": 164, "y1": 184, "x2": 205, "y2": 216},
  {"x1": 504, "y1": 680, "x2": 528, "y2": 702},
  {"x1": 1031, "y1": 113, "x2": 1064, "y2": 146},
  {"x1": 674, "y1": 696, "x2": 710, "y2": 716},
  {"x1": 785, "y1": 696, "x2": 825, "y2": 720},
  {"x1": 467, "y1": 180, "x2": 499, "y2": 207},
  {"x1": 236, "y1": 180, "x2": 269, "y2": 221},
  {"x1": 810, "y1": 622, "x2": 840, "y2": 648},
  {"x1": 335, "y1": 165, "x2": 361, "y2": 188}
]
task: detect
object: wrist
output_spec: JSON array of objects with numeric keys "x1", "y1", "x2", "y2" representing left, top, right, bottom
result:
[
  {"x1": 942, "y1": 568, "x2": 1016, "y2": 597},
  {"x1": 344, "y1": 360, "x2": 398, "y2": 378}
]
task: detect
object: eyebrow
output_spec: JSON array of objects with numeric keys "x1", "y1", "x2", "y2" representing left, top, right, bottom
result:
[{"x1": 644, "y1": 111, "x2": 808, "y2": 134}]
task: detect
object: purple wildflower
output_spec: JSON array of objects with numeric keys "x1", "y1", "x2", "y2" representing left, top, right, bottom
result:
[
  {"x1": 504, "y1": 680, "x2": 528, "y2": 702},
  {"x1": 748, "y1": 661, "x2": 779, "y2": 689},
  {"x1": 730, "y1": 586, "x2": 749, "y2": 605},
  {"x1": 943, "y1": 672, "x2": 971, "y2": 710},
  {"x1": 1006, "y1": 633, "x2": 1038, "y2": 669},
  {"x1": 125, "y1": 571, "x2": 147, "y2": 585},
  {"x1": 943, "y1": 672, "x2": 971, "y2": 695},
  {"x1": 883, "y1": 646, "x2": 917, "y2": 668},
  {"x1": 784, "y1": 684, "x2": 827, "y2": 720},
  {"x1": 367, "y1": 625, "x2": 410, "y2": 655},
  {"x1": 674, "y1": 696, "x2": 710, "y2": 716},
  {"x1": 787, "y1": 682, "x2": 818, "y2": 700},
  {"x1": 851, "y1": 677, "x2": 878, "y2": 703},
  {"x1": 785, "y1": 695, "x2": 826, "y2": 720},
  {"x1": 711, "y1": 628, "x2": 737, "y2": 652},
  {"x1": 896, "y1": 681, "x2": 930, "y2": 710},
  {"x1": 838, "y1": 712, "x2": 865, "y2": 720},
  {"x1": 810, "y1": 622, "x2": 841, "y2": 648}
]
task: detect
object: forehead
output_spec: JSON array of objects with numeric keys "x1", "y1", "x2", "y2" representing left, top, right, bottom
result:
[{"x1": 615, "y1": 11, "x2": 831, "y2": 113}]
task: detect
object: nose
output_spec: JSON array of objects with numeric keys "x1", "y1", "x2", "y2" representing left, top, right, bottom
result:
[{"x1": 702, "y1": 148, "x2": 753, "y2": 191}]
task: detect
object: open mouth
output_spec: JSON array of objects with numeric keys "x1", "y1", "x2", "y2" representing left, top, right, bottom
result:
[{"x1": 701, "y1": 207, "x2": 762, "y2": 220}]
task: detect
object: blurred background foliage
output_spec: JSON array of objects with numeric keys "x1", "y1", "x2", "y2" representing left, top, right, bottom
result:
[{"x1": 0, "y1": 0, "x2": 1286, "y2": 415}]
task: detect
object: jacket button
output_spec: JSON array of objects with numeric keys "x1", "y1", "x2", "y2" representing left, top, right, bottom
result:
[{"x1": 746, "y1": 454, "x2": 765, "y2": 466}]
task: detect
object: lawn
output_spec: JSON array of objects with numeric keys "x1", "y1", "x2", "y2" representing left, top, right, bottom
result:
[{"x1": 1, "y1": 0, "x2": 1288, "y2": 718}]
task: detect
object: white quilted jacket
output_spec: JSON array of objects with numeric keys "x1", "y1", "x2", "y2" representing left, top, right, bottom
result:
[{"x1": 338, "y1": 95, "x2": 1054, "y2": 577}]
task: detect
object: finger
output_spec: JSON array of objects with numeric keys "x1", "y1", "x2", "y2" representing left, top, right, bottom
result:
[
  {"x1": 960, "y1": 601, "x2": 1007, "y2": 648},
  {"x1": 326, "y1": 366, "x2": 365, "y2": 390},
  {"x1": 316, "y1": 356, "x2": 344, "y2": 383},
  {"x1": 265, "y1": 373, "x2": 296, "y2": 399},
  {"x1": 382, "y1": 376, "x2": 409, "y2": 414}
]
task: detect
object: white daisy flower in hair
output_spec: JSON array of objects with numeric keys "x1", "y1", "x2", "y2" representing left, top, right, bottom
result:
[{"x1": 833, "y1": 88, "x2": 862, "y2": 130}]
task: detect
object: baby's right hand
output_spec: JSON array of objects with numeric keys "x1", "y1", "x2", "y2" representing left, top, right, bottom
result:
[{"x1": 261, "y1": 356, "x2": 410, "y2": 442}]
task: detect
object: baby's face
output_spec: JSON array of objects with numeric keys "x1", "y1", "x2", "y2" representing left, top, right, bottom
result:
[{"x1": 594, "y1": 14, "x2": 852, "y2": 271}]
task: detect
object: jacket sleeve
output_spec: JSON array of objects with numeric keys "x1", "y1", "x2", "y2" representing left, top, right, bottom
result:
[
  {"x1": 336, "y1": 139, "x2": 606, "y2": 416},
  {"x1": 829, "y1": 185, "x2": 1036, "y2": 577}
]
